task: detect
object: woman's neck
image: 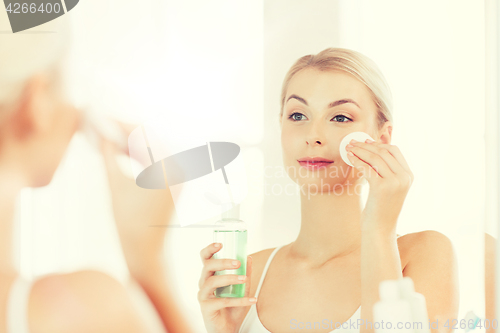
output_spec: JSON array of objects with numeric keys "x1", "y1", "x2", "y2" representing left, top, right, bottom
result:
[{"x1": 291, "y1": 179, "x2": 365, "y2": 268}]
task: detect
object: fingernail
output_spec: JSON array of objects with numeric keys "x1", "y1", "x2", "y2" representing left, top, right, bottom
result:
[
  {"x1": 350, "y1": 139, "x2": 358, "y2": 144},
  {"x1": 249, "y1": 297, "x2": 257, "y2": 302},
  {"x1": 238, "y1": 275, "x2": 247, "y2": 280},
  {"x1": 214, "y1": 243, "x2": 220, "y2": 248},
  {"x1": 347, "y1": 151, "x2": 354, "y2": 156},
  {"x1": 365, "y1": 139, "x2": 375, "y2": 143},
  {"x1": 232, "y1": 260, "x2": 239, "y2": 266},
  {"x1": 346, "y1": 144, "x2": 354, "y2": 148}
]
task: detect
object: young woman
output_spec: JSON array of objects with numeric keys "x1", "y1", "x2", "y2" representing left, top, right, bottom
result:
[
  {"x1": 198, "y1": 47, "x2": 459, "y2": 333},
  {"x1": 0, "y1": 12, "x2": 193, "y2": 333}
]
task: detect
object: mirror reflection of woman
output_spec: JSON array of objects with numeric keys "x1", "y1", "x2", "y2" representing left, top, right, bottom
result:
[
  {"x1": 198, "y1": 47, "x2": 459, "y2": 333},
  {"x1": 0, "y1": 13, "x2": 193, "y2": 333}
]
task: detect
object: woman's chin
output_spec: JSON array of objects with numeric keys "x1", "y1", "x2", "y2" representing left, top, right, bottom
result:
[
  {"x1": 31, "y1": 172, "x2": 55, "y2": 188},
  {"x1": 295, "y1": 177, "x2": 348, "y2": 190}
]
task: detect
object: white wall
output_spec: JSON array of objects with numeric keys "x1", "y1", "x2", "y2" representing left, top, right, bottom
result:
[{"x1": 13, "y1": 0, "x2": 489, "y2": 331}]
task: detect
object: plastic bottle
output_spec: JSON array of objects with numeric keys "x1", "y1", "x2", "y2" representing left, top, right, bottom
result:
[
  {"x1": 213, "y1": 202, "x2": 247, "y2": 298},
  {"x1": 462, "y1": 310, "x2": 481, "y2": 333},
  {"x1": 399, "y1": 277, "x2": 431, "y2": 333},
  {"x1": 373, "y1": 279, "x2": 414, "y2": 333}
]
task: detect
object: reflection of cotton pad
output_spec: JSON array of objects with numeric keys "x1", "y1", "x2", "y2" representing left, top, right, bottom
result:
[
  {"x1": 79, "y1": 110, "x2": 128, "y2": 153},
  {"x1": 339, "y1": 132, "x2": 375, "y2": 167}
]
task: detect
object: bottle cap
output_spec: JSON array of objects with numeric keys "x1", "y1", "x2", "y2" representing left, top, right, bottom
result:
[
  {"x1": 222, "y1": 202, "x2": 240, "y2": 220},
  {"x1": 379, "y1": 279, "x2": 401, "y2": 301}
]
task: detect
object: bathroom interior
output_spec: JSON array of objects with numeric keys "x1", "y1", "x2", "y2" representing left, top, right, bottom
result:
[{"x1": 11, "y1": 0, "x2": 498, "y2": 332}]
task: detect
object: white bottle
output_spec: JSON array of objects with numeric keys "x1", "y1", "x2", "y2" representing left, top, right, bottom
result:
[
  {"x1": 399, "y1": 277, "x2": 431, "y2": 333},
  {"x1": 373, "y1": 279, "x2": 414, "y2": 333}
]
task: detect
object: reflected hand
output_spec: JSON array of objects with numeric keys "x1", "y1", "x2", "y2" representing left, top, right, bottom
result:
[
  {"x1": 99, "y1": 121, "x2": 177, "y2": 278},
  {"x1": 346, "y1": 139, "x2": 414, "y2": 233}
]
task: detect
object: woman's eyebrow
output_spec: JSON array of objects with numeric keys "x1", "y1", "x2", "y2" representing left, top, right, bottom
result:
[
  {"x1": 328, "y1": 98, "x2": 361, "y2": 109},
  {"x1": 286, "y1": 94, "x2": 361, "y2": 109},
  {"x1": 286, "y1": 94, "x2": 308, "y2": 105}
]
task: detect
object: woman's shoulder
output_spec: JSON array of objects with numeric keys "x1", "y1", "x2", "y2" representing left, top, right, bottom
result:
[
  {"x1": 397, "y1": 230, "x2": 455, "y2": 268},
  {"x1": 29, "y1": 269, "x2": 148, "y2": 333},
  {"x1": 247, "y1": 246, "x2": 283, "y2": 297},
  {"x1": 397, "y1": 230, "x2": 452, "y2": 250},
  {"x1": 249, "y1": 247, "x2": 279, "y2": 265}
]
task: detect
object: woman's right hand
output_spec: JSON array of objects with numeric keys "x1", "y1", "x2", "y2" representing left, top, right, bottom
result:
[{"x1": 198, "y1": 243, "x2": 257, "y2": 333}]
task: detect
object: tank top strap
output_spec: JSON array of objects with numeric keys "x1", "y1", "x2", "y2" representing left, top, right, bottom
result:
[
  {"x1": 6, "y1": 275, "x2": 34, "y2": 333},
  {"x1": 255, "y1": 245, "x2": 284, "y2": 298}
]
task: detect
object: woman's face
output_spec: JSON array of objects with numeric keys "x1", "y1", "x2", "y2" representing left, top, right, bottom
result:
[
  {"x1": 0, "y1": 74, "x2": 80, "y2": 187},
  {"x1": 280, "y1": 68, "x2": 380, "y2": 191},
  {"x1": 32, "y1": 96, "x2": 80, "y2": 187}
]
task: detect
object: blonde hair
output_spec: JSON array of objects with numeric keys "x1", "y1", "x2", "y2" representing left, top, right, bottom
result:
[
  {"x1": 280, "y1": 47, "x2": 393, "y2": 129},
  {"x1": 0, "y1": 9, "x2": 70, "y2": 123}
]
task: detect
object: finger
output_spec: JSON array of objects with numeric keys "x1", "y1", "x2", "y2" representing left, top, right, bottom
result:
[
  {"x1": 244, "y1": 256, "x2": 252, "y2": 298},
  {"x1": 358, "y1": 140, "x2": 410, "y2": 176},
  {"x1": 200, "y1": 243, "x2": 223, "y2": 263},
  {"x1": 112, "y1": 119, "x2": 137, "y2": 156},
  {"x1": 351, "y1": 142, "x2": 402, "y2": 178},
  {"x1": 347, "y1": 148, "x2": 388, "y2": 179},
  {"x1": 201, "y1": 296, "x2": 257, "y2": 314},
  {"x1": 115, "y1": 119, "x2": 138, "y2": 137},
  {"x1": 385, "y1": 144, "x2": 414, "y2": 179},
  {"x1": 198, "y1": 274, "x2": 247, "y2": 301},
  {"x1": 365, "y1": 140, "x2": 412, "y2": 173},
  {"x1": 100, "y1": 137, "x2": 134, "y2": 186},
  {"x1": 199, "y1": 258, "x2": 242, "y2": 289},
  {"x1": 100, "y1": 138, "x2": 120, "y2": 179}
]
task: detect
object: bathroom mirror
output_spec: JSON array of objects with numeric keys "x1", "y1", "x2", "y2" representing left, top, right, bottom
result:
[{"x1": 12, "y1": 1, "x2": 493, "y2": 332}]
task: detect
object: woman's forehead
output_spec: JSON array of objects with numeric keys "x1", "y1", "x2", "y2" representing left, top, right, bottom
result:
[{"x1": 285, "y1": 69, "x2": 374, "y2": 109}]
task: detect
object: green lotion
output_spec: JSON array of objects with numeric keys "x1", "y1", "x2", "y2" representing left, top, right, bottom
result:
[{"x1": 213, "y1": 203, "x2": 248, "y2": 298}]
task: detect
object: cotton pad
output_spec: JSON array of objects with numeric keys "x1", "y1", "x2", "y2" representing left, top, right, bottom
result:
[{"x1": 339, "y1": 132, "x2": 375, "y2": 167}]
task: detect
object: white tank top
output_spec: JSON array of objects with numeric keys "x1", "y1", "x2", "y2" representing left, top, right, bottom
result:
[
  {"x1": 6, "y1": 274, "x2": 167, "y2": 333},
  {"x1": 240, "y1": 236, "x2": 403, "y2": 333},
  {"x1": 238, "y1": 245, "x2": 362, "y2": 333}
]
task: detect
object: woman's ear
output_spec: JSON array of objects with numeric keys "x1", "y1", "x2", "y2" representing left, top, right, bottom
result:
[
  {"x1": 10, "y1": 73, "x2": 56, "y2": 140},
  {"x1": 377, "y1": 121, "x2": 393, "y2": 145}
]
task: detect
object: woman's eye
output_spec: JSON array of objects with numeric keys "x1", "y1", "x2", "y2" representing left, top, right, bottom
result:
[
  {"x1": 288, "y1": 112, "x2": 307, "y2": 121},
  {"x1": 287, "y1": 113, "x2": 352, "y2": 122},
  {"x1": 332, "y1": 114, "x2": 352, "y2": 123}
]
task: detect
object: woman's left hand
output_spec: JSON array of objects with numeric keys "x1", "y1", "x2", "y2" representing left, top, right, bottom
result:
[
  {"x1": 100, "y1": 121, "x2": 179, "y2": 280},
  {"x1": 346, "y1": 138, "x2": 414, "y2": 233}
]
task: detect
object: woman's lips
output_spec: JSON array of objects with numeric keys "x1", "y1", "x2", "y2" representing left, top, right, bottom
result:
[{"x1": 298, "y1": 161, "x2": 333, "y2": 170}]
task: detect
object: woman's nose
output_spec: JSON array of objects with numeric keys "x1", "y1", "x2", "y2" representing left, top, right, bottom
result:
[
  {"x1": 305, "y1": 123, "x2": 325, "y2": 146},
  {"x1": 307, "y1": 139, "x2": 322, "y2": 146}
]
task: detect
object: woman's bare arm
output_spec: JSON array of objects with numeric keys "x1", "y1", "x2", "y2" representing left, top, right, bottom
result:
[
  {"x1": 398, "y1": 231, "x2": 459, "y2": 333},
  {"x1": 361, "y1": 230, "x2": 459, "y2": 333},
  {"x1": 29, "y1": 270, "x2": 151, "y2": 333},
  {"x1": 132, "y1": 262, "x2": 196, "y2": 333},
  {"x1": 360, "y1": 224, "x2": 403, "y2": 333},
  {"x1": 100, "y1": 126, "x2": 194, "y2": 333}
]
